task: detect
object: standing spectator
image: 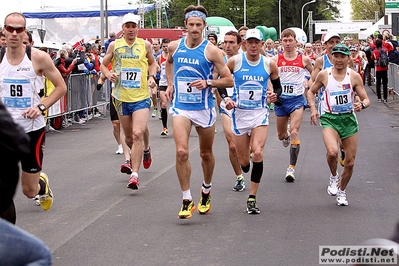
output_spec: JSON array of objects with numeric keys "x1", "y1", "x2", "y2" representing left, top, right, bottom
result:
[
  {"x1": 0, "y1": 12, "x2": 67, "y2": 212},
  {"x1": 104, "y1": 31, "x2": 116, "y2": 52},
  {"x1": 165, "y1": 5, "x2": 233, "y2": 219},
  {"x1": 55, "y1": 49, "x2": 77, "y2": 78},
  {"x1": 371, "y1": 39, "x2": 389, "y2": 103}
]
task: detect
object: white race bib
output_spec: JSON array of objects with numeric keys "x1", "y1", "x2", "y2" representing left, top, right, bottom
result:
[
  {"x1": 2, "y1": 78, "x2": 32, "y2": 109},
  {"x1": 177, "y1": 77, "x2": 202, "y2": 103},
  {"x1": 281, "y1": 81, "x2": 303, "y2": 97},
  {"x1": 237, "y1": 85, "x2": 263, "y2": 109},
  {"x1": 328, "y1": 89, "x2": 353, "y2": 113},
  {"x1": 121, "y1": 68, "x2": 142, "y2": 89}
]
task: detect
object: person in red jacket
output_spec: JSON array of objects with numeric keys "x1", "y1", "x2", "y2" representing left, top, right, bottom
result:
[
  {"x1": 56, "y1": 49, "x2": 77, "y2": 78},
  {"x1": 371, "y1": 39, "x2": 388, "y2": 103}
]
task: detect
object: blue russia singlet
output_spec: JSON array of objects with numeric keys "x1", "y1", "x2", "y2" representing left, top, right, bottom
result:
[
  {"x1": 172, "y1": 37, "x2": 214, "y2": 110},
  {"x1": 232, "y1": 53, "x2": 270, "y2": 109}
]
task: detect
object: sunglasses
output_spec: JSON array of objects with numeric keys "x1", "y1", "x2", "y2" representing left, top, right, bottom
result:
[{"x1": 4, "y1": 25, "x2": 26, "y2": 34}]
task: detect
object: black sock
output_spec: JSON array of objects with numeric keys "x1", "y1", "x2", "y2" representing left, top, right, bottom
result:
[
  {"x1": 241, "y1": 163, "x2": 250, "y2": 173},
  {"x1": 161, "y1": 108, "x2": 168, "y2": 128},
  {"x1": 248, "y1": 195, "x2": 256, "y2": 199},
  {"x1": 38, "y1": 179, "x2": 46, "y2": 195}
]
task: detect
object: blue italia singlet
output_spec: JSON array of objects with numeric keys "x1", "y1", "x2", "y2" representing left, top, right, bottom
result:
[{"x1": 171, "y1": 37, "x2": 214, "y2": 111}]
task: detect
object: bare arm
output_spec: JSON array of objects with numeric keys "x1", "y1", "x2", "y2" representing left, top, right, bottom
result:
[
  {"x1": 308, "y1": 69, "x2": 327, "y2": 125},
  {"x1": 311, "y1": 56, "x2": 323, "y2": 83},
  {"x1": 23, "y1": 49, "x2": 67, "y2": 119},
  {"x1": 165, "y1": 40, "x2": 178, "y2": 102},
  {"x1": 351, "y1": 72, "x2": 370, "y2": 112},
  {"x1": 145, "y1": 41, "x2": 157, "y2": 89},
  {"x1": 100, "y1": 41, "x2": 119, "y2": 83}
]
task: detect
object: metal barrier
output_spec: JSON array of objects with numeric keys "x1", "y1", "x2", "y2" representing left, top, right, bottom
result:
[
  {"x1": 387, "y1": 63, "x2": 399, "y2": 102},
  {"x1": 45, "y1": 73, "x2": 110, "y2": 126}
]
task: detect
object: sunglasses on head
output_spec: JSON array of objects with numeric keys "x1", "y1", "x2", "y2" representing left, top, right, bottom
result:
[{"x1": 4, "y1": 25, "x2": 26, "y2": 34}]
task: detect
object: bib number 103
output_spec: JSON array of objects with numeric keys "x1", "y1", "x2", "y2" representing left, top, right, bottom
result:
[
  {"x1": 334, "y1": 94, "x2": 348, "y2": 105},
  {"x1": 10, "y1": 84, "x2": 23, "y2": 97}
]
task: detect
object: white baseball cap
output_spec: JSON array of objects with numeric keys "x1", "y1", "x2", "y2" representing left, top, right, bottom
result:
[
  {"x1": 244, "y1": 28, "x2": 263, "y2": 41},
  {"x1": 123, "y1": 13, "x2": 140, "y2": 24},
  {"x1": 323, "y1": 32, "x2": 340, "y2": 44}
]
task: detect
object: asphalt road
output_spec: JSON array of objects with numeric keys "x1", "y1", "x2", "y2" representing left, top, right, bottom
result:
[{"x1": 13, "y1": 86, "x2": 399, "y2": 266}]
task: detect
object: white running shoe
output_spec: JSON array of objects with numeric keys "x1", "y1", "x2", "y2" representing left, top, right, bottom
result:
[
  {"x1": 116, "y1": 144, "x2": 123, "y2": 155},
  {"x1": 327, "y1": 174, "x2": 339, "y2": 196},
  {"x1": 336, "y1": 189, "x2": 348, "y2": 206},
  {"x1": 285, "y1": 167, "x2": 295, "y2": 182},
  {"x1": 281, "y1": 132, "x2": 290, "y2": 148}
]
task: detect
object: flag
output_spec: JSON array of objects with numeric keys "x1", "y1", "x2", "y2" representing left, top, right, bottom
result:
[{"x1": 73, "y1": 39, "x2": 84, "y2": 49}]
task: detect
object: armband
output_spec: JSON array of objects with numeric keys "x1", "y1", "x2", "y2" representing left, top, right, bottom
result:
[
  {"x1": 271, "y1": 77, "x2": 282, "y2": 96},
  {"x1": 218, "y1": 88, "x2": 229, "y2": 99}
]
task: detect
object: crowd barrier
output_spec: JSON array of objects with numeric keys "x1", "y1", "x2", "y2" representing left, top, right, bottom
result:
[
  {"x1": 44, "y1": 73, "x2": 110, "y2": 127},
  {"x1": 387, "y1": 63, "x2": 399, "y2": 101}
]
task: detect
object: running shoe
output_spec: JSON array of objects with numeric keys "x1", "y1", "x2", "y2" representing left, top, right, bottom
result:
[
  {"x1": 336, "y1": 189, "x2": 348, "y2": 206},
  {"x1": 161, "y1": 128, "x2": 169, "y2": 136},
  {"x1": 197, "y1": 189, "x2": 211, "y2": 215},
  {"x1": 120, "y1": 160, "x2": 132, "y2": 174},
  {"x1": 233, "y1": 176, "x2": 245, "y2": 191},
  {"x1": 285, "y1": 167, "x2": 295, "y2": 182},
  {"x1": 143, "y1": 147, "x2": 152, "y2": 169},
  {"x1": 327, "y1": 174, "x2": 339, "y2": 196},
  {"x1": 339, "y1": 149, "x2": 345, "y2": 167},
  {"x1": 152, "y1": 109, "x2": 157, "y2": 118},
  {"x1": 116, "y1": 144, "x2": 123, "y2": 155},
  {"x1": 247, "y1": 198, "x2": 260, "y2": 214},
  {"x1": 38, "y1": 172, "x2": 53, "y2": 211},
  {"x1": 178, "y1": 199, "x2": 196, "y2": 219},
  {"x1": 281, "y1": 132, "x2": 290, "y2": 148},
  {"x1": 127, "y1": 173, "x2": 139, "y2": 190}
]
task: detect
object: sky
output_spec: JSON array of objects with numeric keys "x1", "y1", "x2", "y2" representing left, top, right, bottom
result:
[{"x1": 0, "y1": 0, "x2": 353, "y2": 27}]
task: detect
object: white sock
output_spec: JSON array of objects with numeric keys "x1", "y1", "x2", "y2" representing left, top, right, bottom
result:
[
  {"x1": 237, "y1": 174, "x2": 244, "y2": 180},
  {"x1": 182, "y1": 189, "x2": 192, "y2": 201},
  {"x1": 202, "y1": 182, "x2": 212, "y2": 194}
]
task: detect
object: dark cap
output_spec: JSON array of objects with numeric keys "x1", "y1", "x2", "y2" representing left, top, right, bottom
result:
[{"x1": 332, "y1": 44, "x2": 350, "y2": 56}]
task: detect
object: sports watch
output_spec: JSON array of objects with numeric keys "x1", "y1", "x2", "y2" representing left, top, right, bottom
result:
[
  {"x1": 206, "y1": 79, "x2": 212, "y2": 87},
  {"x1": 37, "y1": 103, "x2": 47, "y2": 115}
]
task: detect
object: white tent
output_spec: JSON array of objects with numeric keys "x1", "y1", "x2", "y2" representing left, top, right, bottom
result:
[{"x1": 358, "y1": 16, "x2": 391, "y2": 39}]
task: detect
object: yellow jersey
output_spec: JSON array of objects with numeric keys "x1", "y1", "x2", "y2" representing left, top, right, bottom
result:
[{"x1": 112, "y1": 37, "x2": 150, "y2": 102}]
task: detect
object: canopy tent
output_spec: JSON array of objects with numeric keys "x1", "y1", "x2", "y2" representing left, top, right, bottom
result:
[
  {"x1": 23, "y1": 4, "x2": 155, "y2": 44},
  {"x1": 358, "y1": 16, "x2": 391, "y2": 39}
]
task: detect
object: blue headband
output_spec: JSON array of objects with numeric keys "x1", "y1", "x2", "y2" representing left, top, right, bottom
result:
[{"x1": 185, "y1": 10, "x2": 206, "y2": 21}]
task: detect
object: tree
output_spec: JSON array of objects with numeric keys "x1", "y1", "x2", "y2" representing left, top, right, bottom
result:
[
  {"x1": 351, "y1": 0, "x2": 384, "y2": 21},
  {"x1": 163, "y1": 0, "x2": 340, "y2": 36}
]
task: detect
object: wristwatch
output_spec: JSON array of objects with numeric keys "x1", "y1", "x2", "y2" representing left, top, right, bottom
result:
[
  {"x1": 361, "y1": 102, "x2": 366, "y2": 109},
  {"x1": 37, "y1": 103, "x2": 46, "y2": 115},
  {"x1": 206, "y1": 79, "x2": 212, "y2": 87}
]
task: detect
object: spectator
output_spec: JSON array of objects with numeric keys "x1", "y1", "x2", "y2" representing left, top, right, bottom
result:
[
  {"x1": 104, "y1": 31, "x2": 116, "y2": 52},
  {"x1": 55, "y1": 49, "x2": 77, "y2": 78},
  {"x1": 371, "y1": 39, "x2": 388, "y2": 103}
]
